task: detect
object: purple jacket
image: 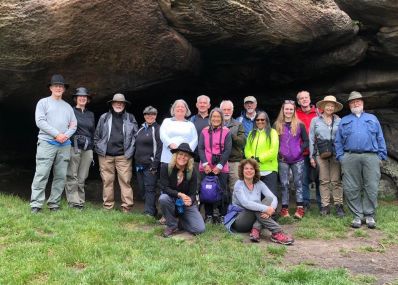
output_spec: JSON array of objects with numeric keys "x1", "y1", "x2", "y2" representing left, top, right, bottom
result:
[{"x1": 278, "y1": 122, "x2": 308, "y2": 164}]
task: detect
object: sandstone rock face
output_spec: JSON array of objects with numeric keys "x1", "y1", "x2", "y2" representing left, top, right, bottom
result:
[
  {"x1": 376, "y1": 26, "x2": 398, "y2": 59},
  {"x1": 1, "y1": 1, "x2": 398, "y2": 195},
  {"x1": 158, "y1": 0, "x2": 365, "y2": 77},
  {"x1": 159, "y1": 0, "x2": 356, "y2": 51},
  {"x1": 335, "y1": 0, "x2": 398, "y2": 27},
  {"x1": 0, "y1": 0, "x2": 199, "y2": 104}
]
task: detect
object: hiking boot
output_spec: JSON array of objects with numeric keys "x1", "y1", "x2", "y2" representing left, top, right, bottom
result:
[
  {"x1": 121, "y1": 207, "x2": 132, "y2": 214},
  {"x1": 351, "y1": 217, "x2": 362, "y2": 228},
  {"x1": 205, "y1": 215, "x2": 213, "y2": 224},
  {"x1": 365, "y1": 216, "x2": 376, "y2": 229},
  {"x1": 31, "y1": 207, "x2": 41, "y2": 214},
  {"x1": 335, "y1": 204, "x2": 345, "y2": 218},
  {"x1": 320, "y1": 205, "x2": 330, "y2": 216},
  {"x1": 249, "y1": 228, "x2": 261, "y2": 243},
  {"x1": 219, "y1": 216, "x2": 225, "y2": 225},
  {"x1": 163, "y1": 227, "x2": 178, "y2": 238},
  {"x1": 213, "y1": 215, "x2": 221, "y2": 224},
  {"x1": 158, "y1": 216, "x2": 166, "y2": 225},
  {"x1": 271, "y1": 232, "x2": 294, "y2": 245},
  {"x1": 49, "y1": 207, "x2": 60, "y2": 212},
  {"x1": 294, "y1": 207, "x2": 305, "y2": 219},
  {"x1": 280, "y1": 208, "x2": 290, "y2": 218}
]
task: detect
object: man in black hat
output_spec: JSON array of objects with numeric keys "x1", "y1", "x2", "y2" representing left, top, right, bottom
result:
[
  {"x1": 30, "y1": 74, "x2": 77, "y2": 213},
  {"x1": 335, "y1": 91, "x2": 387, "y2": 229},
  {"x1": 94, "y1": 93, "x2": 138, "y2": 212}
]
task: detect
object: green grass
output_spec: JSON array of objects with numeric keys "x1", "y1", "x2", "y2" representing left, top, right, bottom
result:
[{"x1": 0, "y1": 194, "x2": 397, "y2": 284}]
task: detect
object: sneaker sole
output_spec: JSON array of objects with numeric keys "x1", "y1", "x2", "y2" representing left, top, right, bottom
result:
[
  {"x1": 270, "y1": 237, "x2": 294, "y2": 245},
  {"x1": 367, "y1": 224, "x2": 376, "y2": 229},
  {"x1": 351, "y1": 223, "x2": 361, "y2": 229},
  {"x1": 294, "y1": 215, "x2": 303, "y2": 219}
]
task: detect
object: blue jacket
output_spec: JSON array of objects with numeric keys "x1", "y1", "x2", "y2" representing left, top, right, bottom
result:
[
  {"x1": 335, "y1": 112, "x2": 387, "y2": 161},
  {"x1": 236, "y1": 111, "x2": 255, "y2": 137}
]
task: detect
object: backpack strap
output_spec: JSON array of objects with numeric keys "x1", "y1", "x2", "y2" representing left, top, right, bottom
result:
[{"x1": 168, "y1": 165, "x2": 192, "y2": 181}]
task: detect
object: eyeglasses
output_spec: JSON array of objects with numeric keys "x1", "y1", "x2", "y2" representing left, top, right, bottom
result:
[
  {"x1": 144, "y1": 113, "x2": 156, "y2": 116},
  {"x1": 256, "y1": 119, "x2": 266, "y2": 122},
  {"x1": 284, "y1": 100, "x2": 295, "y2": 104}
]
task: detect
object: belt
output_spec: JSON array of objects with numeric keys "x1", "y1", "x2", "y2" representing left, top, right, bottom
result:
[{"x1": 345, "y1": 150, "x2": 376, "y2": 154}]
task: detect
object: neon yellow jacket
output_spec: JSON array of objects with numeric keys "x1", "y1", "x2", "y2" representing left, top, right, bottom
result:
[{"x1": 244, "y1": 128, "x2": 279, "y2": 172}]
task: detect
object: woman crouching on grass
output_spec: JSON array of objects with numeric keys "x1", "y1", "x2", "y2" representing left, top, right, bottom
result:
[
  {"x1": 224, "y1": 159, "x2": 294, "y2": 245},
  {"x1": 158, "y1": 143, "x2": 205, "y2": 238}
]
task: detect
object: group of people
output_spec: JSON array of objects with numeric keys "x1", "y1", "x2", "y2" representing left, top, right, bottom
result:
[{"x1": 30, "y1": 74, "x2": 387, "y2": 245}]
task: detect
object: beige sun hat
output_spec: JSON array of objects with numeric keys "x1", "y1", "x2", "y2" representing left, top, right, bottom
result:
[
  {"x1": 347, "y1": 91, "x2": 363, "y2": 102},
  {"x1": 316, "y1": 95, "x2": 343, "y2": 112}
]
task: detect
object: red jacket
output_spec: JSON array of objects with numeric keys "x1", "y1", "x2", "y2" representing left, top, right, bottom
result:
[{"x1": 296, "y1": 105, "x2": 320, "y2": 156}]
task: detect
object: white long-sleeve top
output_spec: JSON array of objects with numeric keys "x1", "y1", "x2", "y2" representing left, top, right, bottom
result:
[{"x1": 159, "y1": 117, "x2": 198, "y2": 163}]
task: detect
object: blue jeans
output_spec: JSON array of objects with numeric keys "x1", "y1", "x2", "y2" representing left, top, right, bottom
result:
[
  {"x1": 302, "y1": 156, "x2": 321, "y2": 209},
  {"x1": 136, "y1": 166, "x2": 158, "y2": 216}
]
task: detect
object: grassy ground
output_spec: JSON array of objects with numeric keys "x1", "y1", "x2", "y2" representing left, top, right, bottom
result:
[{"x1": 0, "y1": 194, "x2": 397, "y2": 285}]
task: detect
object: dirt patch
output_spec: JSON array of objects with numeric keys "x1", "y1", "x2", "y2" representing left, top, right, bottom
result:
[
  {"x1": 280, "y1": 225, "x2": 398, "y2": 285},
  {"x1": 132, "y1": 221, "x2": 398, "y2": 284}
]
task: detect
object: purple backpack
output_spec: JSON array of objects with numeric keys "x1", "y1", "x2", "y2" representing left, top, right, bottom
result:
[{"x1": 200, "y1": 175, "x2": 222, "y2": 203}]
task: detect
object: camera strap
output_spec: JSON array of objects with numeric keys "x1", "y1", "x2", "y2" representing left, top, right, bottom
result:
[{"x1": 209, "y1": 126, "x2": 223, "y2": 158}]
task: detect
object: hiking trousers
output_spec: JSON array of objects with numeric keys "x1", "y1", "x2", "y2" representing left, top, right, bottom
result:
[
  {"x1": 159, "y1": 194, "x2": 205, "y2": 235},
  {"x1": 316, "y1": 155, "x2": 343, "y2": 207},
  {"x1": 30, "y1": 140, "x2": 71, "y2": 209},
  {"x1": 65, "y1": 148, "x2": 93, "y2": 207},
  {"x1": 232, "y1": 197, "x2": 282, "y2": 233},
  {"x1": 98, "y1": 155, "x2": 134, "y2": 211},
  {"x1": 340, "y1": 152, "x2": 380, "y2": 219}
]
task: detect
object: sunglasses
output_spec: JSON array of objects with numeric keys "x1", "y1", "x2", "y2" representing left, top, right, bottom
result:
[
  {"x1": 284, "y1": 100, "x2": 295, "y2": 104},
  {"x1": 256, "y1": 118, "x2": 266, "y2": 122},
  {"x1": 144, "y1": 113, "x2": 157, "y2": 116}
]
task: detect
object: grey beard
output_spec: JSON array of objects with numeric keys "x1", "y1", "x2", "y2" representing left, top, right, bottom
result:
[{"x1": 350, "y1": 106, "x2": 363, "y2": 115}]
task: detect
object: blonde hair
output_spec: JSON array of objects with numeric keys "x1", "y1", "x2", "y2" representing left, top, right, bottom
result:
[
  {"x1": 169, "y1": 152, "x2": 194, "y2": 173},
  {"x1": 274, "y1": 101, "x2": 300, "y2": 136}
]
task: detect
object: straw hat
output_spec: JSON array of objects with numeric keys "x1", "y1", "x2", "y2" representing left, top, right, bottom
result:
[{"x1": 316, "y1": 95, "x2": 343, "y2": 112}]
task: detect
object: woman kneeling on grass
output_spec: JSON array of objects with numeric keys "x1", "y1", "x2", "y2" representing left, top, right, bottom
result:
[
  {"x1": 224, "y1": 159, "x2": 294, "y2": 245},
  {"x1": 159, "y1": 143, "x2": 205, "y2": 237}
]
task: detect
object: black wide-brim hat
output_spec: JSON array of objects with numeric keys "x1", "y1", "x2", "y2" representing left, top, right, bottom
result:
[
  {"x1": 171, "y1": 143, "x2": 194, "y2": 157},
  {"x1": 48, "y1": 74, "x2": 69, "y2": 89},
  {"x1": 73, "y1": 87, "x2": 92, "y2": 98}
]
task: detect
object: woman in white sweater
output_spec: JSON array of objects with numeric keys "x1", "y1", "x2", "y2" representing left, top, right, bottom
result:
[{"x1": 160, "y1": 99, "x2": 198, "y2": 164}]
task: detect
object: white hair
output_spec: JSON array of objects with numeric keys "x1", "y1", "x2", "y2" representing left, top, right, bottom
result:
[
  {"x1": 220, "y1": 100, "x2": 234, "y2": 110},
  {"x1": 197, "y1": 95, "x2": 210, "y2": 104},
  {"x1": 296, "y1": 90, "x2": 310, "y2": 100}
]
